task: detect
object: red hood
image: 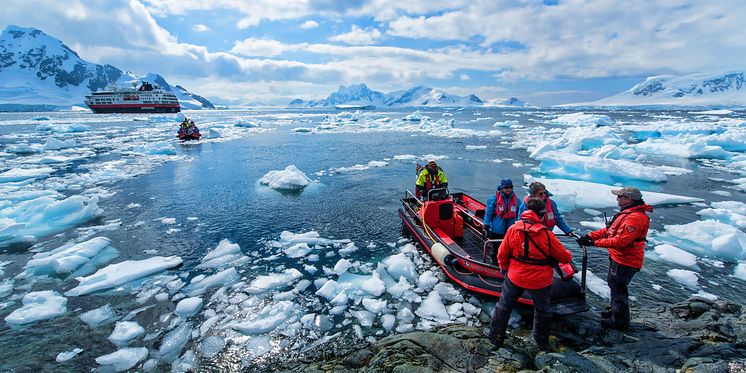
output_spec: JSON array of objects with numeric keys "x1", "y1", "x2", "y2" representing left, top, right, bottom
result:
[{"x1": 517, "y1": 210, "x2": 546, "y2": 232}]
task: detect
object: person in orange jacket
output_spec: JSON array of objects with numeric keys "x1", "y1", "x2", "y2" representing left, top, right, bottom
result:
[
  {"x1": 485, "y1": 197, "x2": 572, "y2": 350},
  {"x1": 577, "y1": 186, "x2": 653, "y2": 331}
]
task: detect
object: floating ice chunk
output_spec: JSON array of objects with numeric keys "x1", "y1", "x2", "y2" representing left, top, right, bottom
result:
[
  {"x1": 80, "y1": 304, "x2": 117, "y2": 328},
  {"x1": 160, "y1": 217, "x2": 176, "y2": 224},
  {"x1": 24, "y1": 237, "x2": 118, "y2": 277},
  {"x1": 393, "y1": 154, "x2": 417, "y2": 160},
  {"x1": 5, "y1": 144, "x2": 42, "y2": 154},
  {"x1": 65, "y1": 256, "x2": 183, "y2": 296},
  {"x1": 575, "y1": 270, "x2": 609, "y2": 300},
  {"x1": 175, "y1": 297, "x2": 203, "y2": 317},
  {"x1": 533, "y1": 151, "x2": 667, "y2": 183},
  {"x1": 0, "y1": 194, "x2": 102, "y2": 247},
  {"x1": 0, "y1": 280, "x2": 13, "y2": 299},
  {"x1": 196, "y1": 239, "x2": 248, "y2": 269},
  {"x1": 659, "y1": 220, "x2": 746, "y2": 261},
  {"x1": 278, "y1": 230, "x2": 342, "y2": 246},
  {"x1": 184, "y1": 267, "x2": 240, "y2": 296},
  {"x1": 667, "y1": 269, "x2": 699, "y2": 289},
  {"x1": 95, "y1": 347, "x2": 148, "y2": 372},
  {"x1": 315, "y1": 280, "x2": 340, "y2": 301},
  {"x1": 245, "y1": 268, "x2": 303, "y2": 294},
  {"x1": 402, "y1": 111, "x2": 426, "y2": 121},
  {"x1": 5, "y1": 290, "x2": 67, "y2": 325},
  {"x1": 285, "y1": 243, "x2": 312, "y2": 258},
  {"x1": 351, "y1": 310, "x2": 375, "y2": 327},
  {"x1": 552, "y1": 112, "x2": 613, "y2": 127},
  {"x1": 415, "y1": 291, "x2": 450, "y2": 321},
  {"x1": 198, "y1": 336, "x2": 226, "y2": 358},
  {"x1": 734, "y1": 262, "x2": 746, "y2": 281},
  {"x1": 383, "y1": 253, "x2": 418, "y2": 283},
  {"x1": 134, "y1": 141, "x2": 176, "y2": 155},
  {"x1": 362, "y1": 298, "x2": 387, "y2": 314},
  {"x1": 397, "y1": 307, "x2": 415, "y2": 323},
  {"x1": 235, "y1": 120, "x2": 260, "y2": 128},
  {"x1": 523, "y1": 176, "x2": 702, "y2": 209},
  {"x1": 232, "y1": 301, "x2": 295, "y2": 334},
  {"x1": 693, "y1": 290, "x2": 718, "y2": 301},
  {"x1": 0, "y1": 167, "x2": 54, "y2": 183},
  {"x1": 697, "y1": 201, "x2": 746, "y2": 229},
  {"x1": 159, "y1": 323, "x2": 192, "y2": 362},
  {"x1": 259, "y1": 165, "x2": 311, "y2": 190},
  {"x1": 359, "y1": 271, "x2": 386, "y2": 297},
  {"x1": 387, "y1": 276, "x2": 413, "y2": 298},
  {"x1": 649, "y1": 244, "x2": 698, "y2": 268},
  {"x1": 109, "y1": 321, "x2": 145, "y2": 346},
  {"x1": 56, "y1": 348, "x2": 83, "y2": 362},
  {"x1": 44, "y1": 137, "x2": 76, "y2": 150},
  {"x1": 434, "y1": 283, "x2": 464, "y2": 302},
  {"x1": 417, "y1": 270, "x2": 438, "y2": 292},
  {"x1": 333, "y1": 259, "x2": 353, "y2": 274},
  {"x1": 339, "y1": 242, "x2": 358, "y2": 255},
  {"x1": 381, "y1": 314, "x2": 396, "y2": 331}
]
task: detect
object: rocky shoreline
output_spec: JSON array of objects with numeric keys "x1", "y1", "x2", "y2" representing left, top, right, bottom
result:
[{"x1": 274, "y1": 298, "x2": 745, "y2": 372}]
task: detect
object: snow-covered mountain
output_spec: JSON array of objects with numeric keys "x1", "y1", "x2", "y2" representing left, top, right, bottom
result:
[
  {"x1": 567, "y1": 72, "x2": 746, "y2": 108},
  {"x1": 0, "y1": 25, "x2": 214, "y2": 111},
  {"x1": 483, "y1": 97, "x2": 531, "y2": 108},
  {"x1": 288, "y1": 83, "x2": 492, "y2": 108}
]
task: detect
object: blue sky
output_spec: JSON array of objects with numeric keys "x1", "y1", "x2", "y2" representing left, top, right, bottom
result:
[{"x1": 3, "y1": 0, "x2": 745, "y2": 106}]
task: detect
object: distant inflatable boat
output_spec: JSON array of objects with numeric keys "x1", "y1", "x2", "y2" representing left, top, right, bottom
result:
[
  {"x1": 334, "y1": 104, "x2": 376, "y2": 110},
  {"x1": 398, "y1": 188, "x2": 589, "y2": 315},
  {"x1": 84, "y1": 82, "x2": 180, "y2": 114}
]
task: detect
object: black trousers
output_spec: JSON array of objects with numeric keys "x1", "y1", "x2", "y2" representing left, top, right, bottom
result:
[
  {"x1": 497, "y1": 275, "x2": 552, "y2": 315},
  {"x1": 607, "y1": 258, "x2": 639, "y2": 329}
]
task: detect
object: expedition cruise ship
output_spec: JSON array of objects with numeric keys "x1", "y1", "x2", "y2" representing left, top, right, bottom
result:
[{"x1": 84, "y1": 82, "x2": 180, "y2": 113}]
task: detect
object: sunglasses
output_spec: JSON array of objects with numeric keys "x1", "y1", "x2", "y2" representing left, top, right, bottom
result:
[
  {"x1": 536, "y1": 191, "x2": 547, "y2": 196},
  {"x1": 502, "y1": 186, "x2": 513, "y2": 189}
]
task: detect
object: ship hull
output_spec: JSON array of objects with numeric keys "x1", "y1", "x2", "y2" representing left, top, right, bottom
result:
[{"x1": 86, "y1": 104, "x2": 181, "y2": 114}]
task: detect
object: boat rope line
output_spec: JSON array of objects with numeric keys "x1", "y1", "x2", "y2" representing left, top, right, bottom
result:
[{"x1": 477, "y1": 272, "x2": 501, "y2": 287}]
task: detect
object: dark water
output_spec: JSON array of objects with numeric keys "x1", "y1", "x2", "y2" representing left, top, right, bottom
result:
[{"x1": 0, "y1": 108, "x2": 745, "y2": 371}]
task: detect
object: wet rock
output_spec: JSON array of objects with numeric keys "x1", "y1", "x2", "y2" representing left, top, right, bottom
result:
[{"x1": 271, "y1": 298, "x2": 746, "y2": 372}]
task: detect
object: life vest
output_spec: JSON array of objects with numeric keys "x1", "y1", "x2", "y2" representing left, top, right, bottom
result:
[
  {"x1": 494, "y1": 192, "x2": 518, "y2": 219},
  {"x1": 514, "y1": 225, "x2": 575, "y2": 280},
  {"x1": 524, "y1": 196, "x2": 557, "y2": 229},
  {"x1": 424, "y1": 170, "x2": 442, "y2": 190}
]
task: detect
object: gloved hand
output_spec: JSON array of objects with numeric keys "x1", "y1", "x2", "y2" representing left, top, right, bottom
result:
[
  {"x1": 566, "y1": 231, "x2": 577, "y2": 238},
  {"x1": 577, "y1": 235, "x2": 594, "y2": 247},
  {"x1": 483, "y1": 229, "x2": 489, "y2": 239}
]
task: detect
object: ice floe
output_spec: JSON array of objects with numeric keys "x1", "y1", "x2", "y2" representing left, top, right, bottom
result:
[
  {"x1": 66, "y1": 256, "x2": 183, "y2": 296},
  {"x1": 259, "y1": 165, "x2": 312, "y2": 190},
  {"x1": 4, "y1": 290, "x2": 67, "y2": 325}
]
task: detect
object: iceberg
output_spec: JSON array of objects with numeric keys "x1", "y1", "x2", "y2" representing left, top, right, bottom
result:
[
  {"x1": 5, "y1": 290, "x2": 67, "y2": 325},
  {"x1": 259, "y1": 165, "x2": 311, "y2": 190},
  {"x1": 65, "y1": 256, "x2": 183, "y2": 296}
]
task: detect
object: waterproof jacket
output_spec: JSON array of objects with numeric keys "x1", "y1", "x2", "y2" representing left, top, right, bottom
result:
[
  {"x1": 416, "y1": 168, "x2": 447, "y2": 194},
  {"x1": 497, "y1": 210, "x2": 572, "y2": 289},
  {"x1": 518, "y1": 194, "x2": 573, "y2": 234},
  {"x1": 484, "y1": 191, "x2": 525, "y2": 235},
  {"x1": 588, "y1": 203, "x2": 653, "y2": 269}
]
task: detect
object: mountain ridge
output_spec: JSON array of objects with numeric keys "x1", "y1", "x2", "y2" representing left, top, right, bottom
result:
[
  {"x1": 565, "y1": 71, "x2": 746, "y2": 108},
  {"x1": 0, "y1": 25, "x2": 214, "y2": 111},
  {"x1": 288, "y1": 83, "x2": 528, "y2": 108}
]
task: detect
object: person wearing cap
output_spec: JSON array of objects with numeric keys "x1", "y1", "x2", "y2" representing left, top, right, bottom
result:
[
  {"x1": 416, "y1": 160, "x2": 448, "y2": 199},
  {"x1": 518, "y1": 181, "x2": 575, "y2": 236},
  {"x1": 484, "y1": 178, "x2": 525, "y2": 239},
  {"x1": 485, "y1": 197, "x2": 572, "y2": 350},
  {"x1": 577, "y1": 187, "x2": 653, "y2": 331}
]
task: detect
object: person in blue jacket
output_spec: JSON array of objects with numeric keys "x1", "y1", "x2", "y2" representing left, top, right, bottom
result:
[
  {"x1": 484, "y1": 178, "x2": 525, "y2": 239},
  {"x1": 517, "y1": 181, "x2": 575, "y2": 236}
]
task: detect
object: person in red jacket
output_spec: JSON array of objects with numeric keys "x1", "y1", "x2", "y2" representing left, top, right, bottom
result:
[
  {"x1": 485, "y1": 197, "x2": 573, "y2": 350},
  {"x1": 577, "y1": 186, "x2": 653, "y2": 331}
]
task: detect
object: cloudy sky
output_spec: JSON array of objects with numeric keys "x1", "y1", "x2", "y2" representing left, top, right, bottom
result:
[{"x1": 2, "y1": 0, "x2": 745, "y2": 106}]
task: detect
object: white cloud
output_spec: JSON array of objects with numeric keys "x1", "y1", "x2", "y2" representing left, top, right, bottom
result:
[
  {"x1": 230, "y1": 38, "x2": 307, "y2": 57},
  {"x1": 329, "y1": 25, "x2": 382, "y2": 45},
  {"x1": 300, "y1": 20, "x2": 319, "y2": 29},
  {"x1": 459, "y1": 74, "x2": 469, "y2": 80},
  {"x1": 192, "y1": 24, "x2": 210, "y2": 32}
]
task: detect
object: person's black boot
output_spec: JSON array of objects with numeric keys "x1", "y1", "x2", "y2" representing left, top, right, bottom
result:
[
  {"x1": 533, "y1": 312, "x2": 553, "y2": 351},
  {"x1": 486, "y1": 306, "x2": 510, "y2": 348},
  {"x1": 600, "y1": 306, "x2": 612, "y2": 319}
]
